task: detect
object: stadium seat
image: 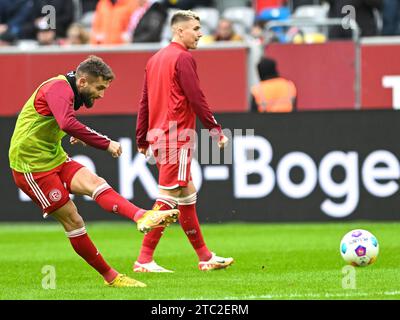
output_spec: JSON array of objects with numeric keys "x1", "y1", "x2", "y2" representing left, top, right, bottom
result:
[
  {"x1": 222, "y1": 6, "x2": 255, "y2": 37},
  {"x1": 292, "y1": 4, "x2": 329, "y2": 43},
  {"x1": 292, "y1": 3, "x2": 330, "y2": 35},
  {"x1": 216, "y1": 0, "x2": 250, "y2": 13},
  {"x1": 293, "y1": 3, "x2": 329, "y2": 19},
  {"x1": 194, "y1": 7, "x2": 220, "y2": 35}
]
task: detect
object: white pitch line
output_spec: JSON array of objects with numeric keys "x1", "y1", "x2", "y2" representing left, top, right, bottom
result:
[
  {"x1": 176, "y1": 290, "x2": 400, "y2": 300},
  {"x1": 218, "y1": 290, "x2": 400, "y2": 300}
]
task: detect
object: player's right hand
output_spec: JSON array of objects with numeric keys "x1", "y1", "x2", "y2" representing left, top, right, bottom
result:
[
  {"x1": 70, "y1": 136, "x2": 87, "y2": 146},
  {"x1": 138, "y1": 147, "x2": 150, "y2": 158},
  {"x1": 218, "y1": 134, "x2": 229, "y2": 149},
  {"x1": 108, "y1": 140, "x2": 122, "y2": 158}
]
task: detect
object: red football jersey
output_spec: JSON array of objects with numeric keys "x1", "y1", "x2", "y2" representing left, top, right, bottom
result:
[{"x1": 136, "y1": 42, "x2": 222, "y2": 150}]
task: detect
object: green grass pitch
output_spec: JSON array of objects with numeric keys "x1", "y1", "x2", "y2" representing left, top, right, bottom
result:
[{"x1": 0, "y1": 221, "x2": 399, "y2": 300}]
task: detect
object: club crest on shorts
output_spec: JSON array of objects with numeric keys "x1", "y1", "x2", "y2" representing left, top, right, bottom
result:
[{"x1": 49, "y1": 189, "x2": 62, "y2": 202}]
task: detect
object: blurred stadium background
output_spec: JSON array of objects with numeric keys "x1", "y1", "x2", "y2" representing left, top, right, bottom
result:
[{"x1": 1, "y1": 0, "x2": 400, "y2": 300}]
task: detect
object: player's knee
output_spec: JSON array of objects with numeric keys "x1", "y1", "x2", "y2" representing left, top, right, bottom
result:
[
  {"x1": 161, "y1": 187, "x2": 181, "y2": 198},
  {"x1": 65, "y1": 204, "x2": 85, "y2": 230},
  {"x1": 90, "y1": 174, "x2": 106, "y2": 187},
  {"x1": 88, "y1": 175, "x2": 108, "y2": 196},
  {"x1": 68, "y1": 214, "x2": 84, "y2": 230}
]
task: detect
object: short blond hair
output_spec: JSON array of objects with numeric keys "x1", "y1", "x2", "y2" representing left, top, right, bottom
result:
[{"x1": 171, "y1": 10, "x2": 200, "y2": 26}]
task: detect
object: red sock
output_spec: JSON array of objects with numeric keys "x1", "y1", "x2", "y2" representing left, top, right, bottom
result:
[
  {"x1": 179, "y1": 193, "x2": 212, "y2": 262},
  {"x1": 137, "y1": 227, "x2": 165, "y2": 263},
  {"x1": 136, "y1": 197, "x2": 177, "y2": 263},
  {"x1": 152, "y1": 197, "x2": 178, "y2": 211},
  {"x1": 66, "y1": 226, "x2": 118, "y2": 283},
  {"x1": 93, "y1": 183, "x2": 145, "y2": 222}
]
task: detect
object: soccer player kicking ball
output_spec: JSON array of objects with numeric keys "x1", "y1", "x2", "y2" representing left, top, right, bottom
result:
[
  {"x1": 134, "y1": 10, "x2": 233, "y2": 273},
  {"x1": 8, "y1": 55, "x2": 179, "y2": 287}
]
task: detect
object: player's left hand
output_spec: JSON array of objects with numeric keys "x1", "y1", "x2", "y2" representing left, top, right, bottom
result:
[
  {"x1": 70, "y1": 136, "x2": 87, "y2": 147},
  {"x1": 108, "y1": 140, "x2": 122, "y2": 158},
  {"x1": 218, "y1": 135, "x2": 229, "y2": 149}
]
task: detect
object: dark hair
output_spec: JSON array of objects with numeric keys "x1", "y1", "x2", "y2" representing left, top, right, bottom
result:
[
  {"x1": 76, "y1": 55, "x2": 115, "y2": 81},
  {"x1": 257, "y1": 57, "x2": 278, "y2": 81},
  {"x1": 171, "y1": 10, "x2": 200, "y2": 26},
  {"x1": 0, "y1": 31, "x2": 17, "y2": 45}
]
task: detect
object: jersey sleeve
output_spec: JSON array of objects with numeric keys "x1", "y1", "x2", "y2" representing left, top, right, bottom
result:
[
  {"x1": 176, "y1": 52, "x2": 222, "y2": 137},
  {"x1": 44, "y1": 81, "x2": 111, "y2": 150},
  {"x1": 136, "y1": 71, "x2": 150, "y2": 149}
]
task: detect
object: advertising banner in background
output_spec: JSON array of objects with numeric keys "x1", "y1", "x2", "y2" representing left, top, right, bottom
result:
[
  {"x1": 1, "y1": 111, "x2": 399, "y2": 222},
  {"x1": 361, "y1": 44, "x2": 400, "y2": 109}
]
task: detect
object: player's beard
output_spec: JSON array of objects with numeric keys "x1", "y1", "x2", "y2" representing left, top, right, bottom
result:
[{"x1": 80, "y1": 90, "x2": 95, "y2": 108}]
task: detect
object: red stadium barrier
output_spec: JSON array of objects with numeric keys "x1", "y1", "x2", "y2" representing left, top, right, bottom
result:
[
  {"x1": 2, "y1": 41, "x2": 400, "y2": 115},
  {"x1": 265, "y1": 41, "x2": 356, "y2": 111},
  {"x1": 361, "y1": 41, "x2": 400, "y2": 109},
  {"x1": 0, "y1": 46, "x2": 248, "y2": 116}
]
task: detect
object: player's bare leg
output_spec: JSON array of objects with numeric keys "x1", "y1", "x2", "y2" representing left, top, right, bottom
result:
[
  {"x1": 70, "y1": 167, "x2": 178, "y2": 233},
  {"x1": 51, "y1": 200, "x2": 146, "y2": 287}
]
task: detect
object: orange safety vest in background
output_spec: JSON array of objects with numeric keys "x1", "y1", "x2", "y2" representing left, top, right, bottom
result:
[
  {"x1": 91, "y1": 0, "x2": 138, "y2": 45},
  {"x1": 251, "y1": 78, "x2": 297, "y2": 113}
]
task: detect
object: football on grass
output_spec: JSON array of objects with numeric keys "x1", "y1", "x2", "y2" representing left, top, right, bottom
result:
[{"x1": 340, "y1": 229, "x2": 379, "y2": 267}]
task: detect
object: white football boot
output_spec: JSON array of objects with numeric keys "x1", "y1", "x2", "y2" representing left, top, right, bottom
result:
[
  {"x1": 133, "y1": 260, "x2": 174, "y2": 273},
  {"x1": 198, "y1": 252, "x2": 234, "y2": 271}
]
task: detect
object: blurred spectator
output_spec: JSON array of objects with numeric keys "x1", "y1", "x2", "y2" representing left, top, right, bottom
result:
[
  {"x1": 382, "y1": 0, "x2": 400, "y2": 35},
  {"x1": 19, "y1": 0, "x2": 74, "y2": 40},
  {"x1": 214, "y1": 18, "x2": 244, "y2": 41},
  {"x1": 250, "y1": 20, "x2": 267, "y2": 44},
  {"x1": 60, "y1": 23, "x2": 90, "y2": 45},
  {"x1": 127, "y1": 0, "x2": 150, "y2": 38},
  {"x1": 250, "y1": 57, "x2": 296, "y2": 112},
  {"x1": 91, "y1": 0, "x2": 138, "y2": 45},
  {"x1": 0, "y1": 29, "x2": 17, "y2": 46},
  {"x1": 201, "y1": 18, "x2": 244, "y2": 43},
  {"x1": 163, "y1": 0, "x2": 214, "y2": 10},
  {"x1": 131, "y1": 0, "x2": 168, "y2": 43},
  {"x1": 0, "y1": 0, "x2": 33, "y2": 42},
  {"x1": 327, "y1": 0, "x2": 383, "y2": 38},
  {"x1": 37, "y1": 29, "x2": 57, "y2": 45},
  {"x1": 17, "y1": 0, "x2": 74, "y2": 39},
  {"x1": 287, "y1": 28, "x2": 327, "y2": 43}
]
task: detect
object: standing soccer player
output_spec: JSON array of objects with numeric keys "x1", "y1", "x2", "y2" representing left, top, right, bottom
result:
[
  {"x1": 134, "y1": 10, "x2": 234, "y2": 272},
  {"x1": 9, "y1": 55, "x2": 179, "y2": 287}
]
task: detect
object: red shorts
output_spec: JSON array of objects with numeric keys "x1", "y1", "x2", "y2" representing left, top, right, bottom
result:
[
  {"x1": 12, "y1": 159, "x2": 84, "y2": 217},
  {"x1": 153, "y1": 146, "x2": 193, "y2": 190}
]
